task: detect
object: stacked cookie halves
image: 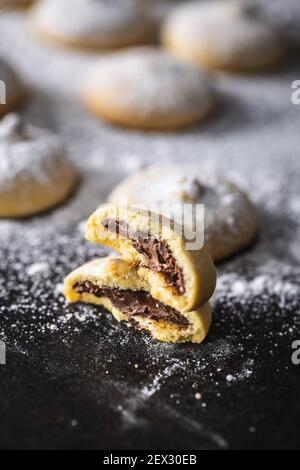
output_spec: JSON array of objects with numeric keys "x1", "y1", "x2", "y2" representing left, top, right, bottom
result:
[{"x1": 64, "y1": 205, "x2": 216, "y2": 343}]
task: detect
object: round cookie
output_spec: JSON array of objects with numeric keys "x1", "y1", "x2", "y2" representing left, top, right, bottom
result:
[
  {"x1": 83, "y1": 47, "x2": 215, "y2": 130},
  {"x1": 108, "y1": 165, "x2": 258, "y2": 262},
  {"x1": 0, "y1": 59, "x2": 23, "y2": 118},
  {"x1": 162, "y1": 0, "x2": 285, "y2": 72},
  {"x1": 30, "y1": 0, "x2": 155, "y2": 50},
  {"x1": 0, "y1": 114, "x2": 78, "y2": 218}
]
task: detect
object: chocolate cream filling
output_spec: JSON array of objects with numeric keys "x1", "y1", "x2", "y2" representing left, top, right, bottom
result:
[
  {"x1": 73, "y1": 281, "x2": 189, "y2": 328},
  {"x1": 101, "y1": 219, "x2": 186, "y2": 295}
]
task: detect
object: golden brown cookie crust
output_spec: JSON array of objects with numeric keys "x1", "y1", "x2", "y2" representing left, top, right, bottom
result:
[
  {"x1": 64, "y1": 257, "x2": 212, "y2": 344},
  {"x1": 162, "y1": 0, "x2": 285, "y2": 72},
  {"x1": 85, "y1": 205, "x2": 217, "y2": 312},
  {"x1": 0, "y1": 115, "x2": 78, "y2": 218},
  {"x1": 30, "y1": 0, "x2": 155, "y2": 50}
]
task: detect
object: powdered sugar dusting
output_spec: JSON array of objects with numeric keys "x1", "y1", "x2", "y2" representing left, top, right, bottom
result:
[
  {"x1": 31, "y1": 0, "x2": 154, "y2": 46},
  {"x1": 87, "y1": 48, "x2": 214, "y2": 116},
  {"x1": 109, "y1": 164, "x2": 257, "y2": 258},
  {"x1": 163, "y1": 0, "x2": 284, "y2": 69},
  {"x1": 0, "y1": 114, "x2": 74, "y2": 190},
  {"x1": 217, "y1": 272, "x2": 300, "y2": 303},
  {"x1": 140, "y1": 363, "x2": 183, "y2": 398},
  {"x1": 0, "y1": 3, "x2": 299, "y2": 449},
  {"x1": 26, "y1": 262, "x2": 49, "y2": 277}
]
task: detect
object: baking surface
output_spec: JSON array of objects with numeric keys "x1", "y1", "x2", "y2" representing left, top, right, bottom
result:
[{"x1": 0, "y1": 1, "x2": 300, "y2": 449}]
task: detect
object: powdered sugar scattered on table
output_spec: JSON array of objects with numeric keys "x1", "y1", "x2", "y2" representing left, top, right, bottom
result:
[
  {"x1": 0, "y1": 2, "x2": 300, "y2": 445},
  {"x1": 26, "y1": 262, "x2": 49, "y2": 277}
]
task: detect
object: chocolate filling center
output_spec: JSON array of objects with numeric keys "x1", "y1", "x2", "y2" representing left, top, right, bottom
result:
[
  {"x1": 101, "y1": 219, "x2": 186, "y2": 295},
  {"x1": 73, "y1": 281, "x2": 189, "y2": 328}
]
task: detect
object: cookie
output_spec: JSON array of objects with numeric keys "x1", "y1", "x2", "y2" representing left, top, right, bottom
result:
[
  {"x1": 83, "y1": 47, "x2": 215, "y2": 130},
  {"x1": 85, "y1": 205, "x2": 216, "y2": 312},
  {"x1": 30, "y1": 0, "x2": 155, "y2": 50},
  {"x1": 0, "y1": 0, "x2": 34, "y2": 8},
  {"x1": 0, "y1": 59, "x2": 23, "y2": 118},
  {"x1": 162, "y1": 0, "x2": 285, "y2": 72},
  {"x1": 64, "y1": 257, "x2": 212, "y2": 344},
  {"x1": 0, "y1": 114, "x2": 78, "y2": 218},
  {"x1": 108, "y1": 166, "x2": 258, "y2": 262}
]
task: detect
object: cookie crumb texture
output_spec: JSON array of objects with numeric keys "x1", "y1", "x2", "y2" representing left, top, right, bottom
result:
[
  {"x1": 84, "y1": 48, "x2": 215, "y2": 129},
  {"x1": 64, "y1": 205, "x2": 216, "y2": 343},
  {"x1": 64, "y1": 257, "x2": 213, "y2": 344},
  {"x1": 86, "y1": 205, "x2": 216, "y2": 312}
]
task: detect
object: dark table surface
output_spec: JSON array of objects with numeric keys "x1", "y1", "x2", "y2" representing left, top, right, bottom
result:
[{"x1": 1, "y1": 1, "x2": 300, "y2": 450}]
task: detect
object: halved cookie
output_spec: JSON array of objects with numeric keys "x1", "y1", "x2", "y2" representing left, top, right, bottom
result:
[
  {"x1": 64, "y1": 257, "x2": 212, "y2": 344},
  {"x1": 85, "y1": 205, "x2": 216, "y2": 312}
]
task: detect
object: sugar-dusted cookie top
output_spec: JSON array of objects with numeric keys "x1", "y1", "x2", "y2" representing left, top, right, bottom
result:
[
  {"x1": 108, "y1": 165, "x2": 258, "y2": 262},
  {"x1": 0, "y1": 114, "x2": 78, "y2": 217},
  {"x1": 162, "y1": 0, "x2": 285, "y2": 71},
  {"x1": 30, "y1": 0, "x2": 155, "y2": 49},
  {"x1": 84, "y1": 47, "x2": 215, "y2": 129}
]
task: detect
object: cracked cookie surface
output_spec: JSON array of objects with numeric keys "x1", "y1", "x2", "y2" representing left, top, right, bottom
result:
[{"x1": 108, "y1": 165, "x2": 258, "y2": 262}]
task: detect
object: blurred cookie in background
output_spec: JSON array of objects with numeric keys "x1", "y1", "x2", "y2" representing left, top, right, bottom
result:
[
  {"x1": 0, "y1": 58, "x2": 23, "y2": 118},
  {"x1": 144, "y1": 0, "x2": 185, "y2": 23},
  {"x1": 0, "y1": 114, "x2": 78, "y2": 218},
  {"x1": 108, "y1": 165, "x2": 258, "y2": 262},
  {"x1": 30, "y1": 0, "x2": 156, "y2": 50},
  {"x1": 162, "y1": 0, "x2": 285, "y2": 72},
  {"x1": 0, "y1": 0, "x2": 34, "y2": 8},
  {"x1": 83, "y1": 47, "x2": 216, "y2": 130}
]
